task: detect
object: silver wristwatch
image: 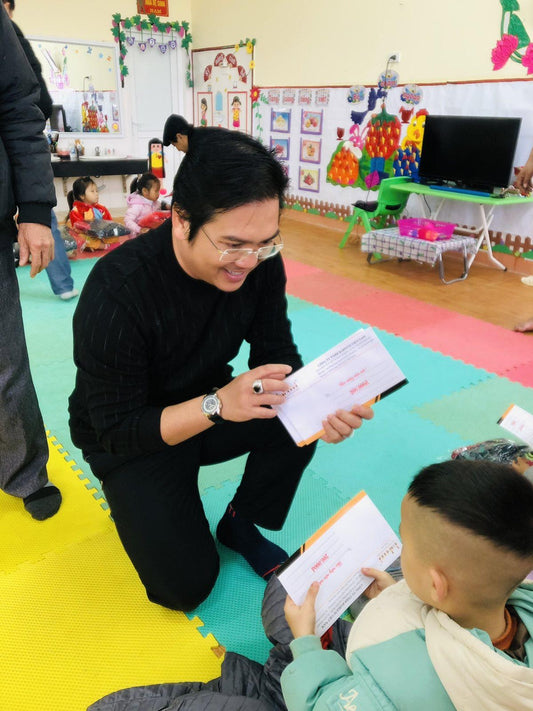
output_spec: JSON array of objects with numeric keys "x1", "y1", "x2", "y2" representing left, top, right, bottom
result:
[{"x1": 201, "y1": 387, "x2": 224, "y2": 424}]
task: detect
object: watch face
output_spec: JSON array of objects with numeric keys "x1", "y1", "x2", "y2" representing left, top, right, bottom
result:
[{"x1": 203, "y1": 394, "x2": 219, "y2": 415}]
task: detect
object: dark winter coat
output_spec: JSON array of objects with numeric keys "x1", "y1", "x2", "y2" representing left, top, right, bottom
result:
[{"x1": 0, "y1": 7, "x2": 55, "y2": 244}]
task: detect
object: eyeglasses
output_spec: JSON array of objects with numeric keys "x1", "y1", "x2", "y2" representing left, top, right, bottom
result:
[{"x1": 201, "y1": 226, "x2": 284, "y2": 263}]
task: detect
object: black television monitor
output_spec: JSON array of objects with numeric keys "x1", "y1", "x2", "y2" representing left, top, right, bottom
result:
[{"x1": 418, "y1": 115, "x2": 521, "y2": 193}]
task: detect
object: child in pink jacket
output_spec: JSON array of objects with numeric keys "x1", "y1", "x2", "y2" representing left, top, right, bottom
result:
[{"x1": 124, "y1": 173, "x2": 162, "y2": 236}]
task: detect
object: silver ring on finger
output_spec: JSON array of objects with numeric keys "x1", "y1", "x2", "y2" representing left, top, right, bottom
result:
[{"x1": 252, "y1": 379, "x2": 264, "y2": 395}]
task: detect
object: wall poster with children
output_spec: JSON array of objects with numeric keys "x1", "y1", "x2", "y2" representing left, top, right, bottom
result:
[{"x1": 191, "y1": 44, "x2": 254, "y2": 134}]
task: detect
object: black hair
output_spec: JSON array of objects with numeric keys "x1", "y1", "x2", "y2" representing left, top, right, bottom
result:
[
  {"x1": 162, "y1": 114, "x2": 193, "y2": 146},
  {"x1": 172, "y1": 128, "x2": 289, "y2": 240},
  {"x1": 4, "y1": 0, "x2": 14, "y2": 10},
  {"x1": 130, "y1": 172, "x2": 160, "y2": 195},
  {"x1": 67, "y1": 176, "x2": 96, "y2": 211},
  {"x1": 408, "y1": 460, "x2": 533, "y2": 557}
]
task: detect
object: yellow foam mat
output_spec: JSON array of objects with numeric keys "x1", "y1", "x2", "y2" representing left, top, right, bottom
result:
[
  {"x1": 0, "y1": 434, "x2": 110, "y2": 574},
  {"x1": 0, "y1": 437, "x2": 222, "y2": 710}
]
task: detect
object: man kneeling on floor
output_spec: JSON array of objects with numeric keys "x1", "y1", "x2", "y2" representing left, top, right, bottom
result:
[{"x1": 88, "y1": 459, "x2": 533, "y2": 710}]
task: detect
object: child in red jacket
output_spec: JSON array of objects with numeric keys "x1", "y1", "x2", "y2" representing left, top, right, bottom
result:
[{"x1": 67, "y1": 176, "x2": 112, "y2": 225}]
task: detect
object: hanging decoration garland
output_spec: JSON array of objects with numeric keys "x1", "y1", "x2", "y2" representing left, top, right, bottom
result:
[
  {"x1": 111, "y1": 13, "x2": 193, "y2": 87},
  {"x1": 492, "y1": 0, "x2": 533, "y2": 73}
]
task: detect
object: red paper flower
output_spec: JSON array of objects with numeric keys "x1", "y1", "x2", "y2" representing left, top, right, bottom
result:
[
  {"x1": 522, "y1": 43, "x2": 533, "y2": 74},
  {"x1": 491, "y1": 34, "x2": 519, "y2": 70},
  {"x1": 250, "y1": 86, "x2": 260, "y2": 103}
]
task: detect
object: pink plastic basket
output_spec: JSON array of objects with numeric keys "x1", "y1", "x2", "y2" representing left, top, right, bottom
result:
[{"x1": 397, "y1": 218, "x2": 456, "y2": 241}]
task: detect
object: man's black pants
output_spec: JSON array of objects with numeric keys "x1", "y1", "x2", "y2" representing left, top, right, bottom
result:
[{"x1": 86, "y1": 416, "x2": 317, "y2": 611}]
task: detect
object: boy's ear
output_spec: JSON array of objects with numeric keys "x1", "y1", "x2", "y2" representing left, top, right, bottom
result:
[
  {"x1": 171, "y1": 207, "x2": 190, "y2": 241},
  {"x1": 429, "y1": 566, "x2": 449, "y2": 605}
]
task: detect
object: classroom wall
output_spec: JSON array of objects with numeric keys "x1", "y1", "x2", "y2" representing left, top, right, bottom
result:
[
  {"x1": 189, "y1": 0, "x2": 533, "y2": 85},
  {"x1": 12, "y1": 1, "x2": 192, "y2": 213},
  {"x1": 15, "y1": 0, "x2": 191, "y2": 41},
  {"x1": 15, "y1": 1, "x2": 533, "y2": 97}
]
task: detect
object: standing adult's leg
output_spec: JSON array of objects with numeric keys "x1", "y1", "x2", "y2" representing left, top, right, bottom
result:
[
  {"x1": 88, "y1": 441, "x2": 220, "y2": 612},
  {"x1": 0, "y1": 244, "x2": 61, "y2": 518},
  {"x1": 45, "y1": 210, "x2": 76, "y2": 298}
]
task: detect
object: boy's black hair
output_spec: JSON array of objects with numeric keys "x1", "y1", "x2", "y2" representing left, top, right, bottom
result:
[
  {"x1": 130, "y1": 172, "x2": 160, "y2": 195},
  {"x1": 408, "y1": 460, "x2": 533, "y2": 557},
  {"x1": 172, "y1": 128, "x2": 288, "y2": 241},
  {"x1": 67, "y1": 176, "x2": 96, "y2": 211},
  {"x1": 3, "y1": 0, "x2": 14, "y2": 11}
]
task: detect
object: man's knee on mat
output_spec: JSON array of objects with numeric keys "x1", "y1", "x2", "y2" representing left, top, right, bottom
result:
[{"x1": 145, "y1": 555, "x2": 220, "y2": 612}]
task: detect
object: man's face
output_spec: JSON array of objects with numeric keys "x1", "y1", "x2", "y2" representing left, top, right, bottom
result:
[
  {"x1": 171, "y1": 198, "x2": 281, "y2": 293},
  {"x1": 172, "y1": 134, "x2": 189, "y2": 153}
]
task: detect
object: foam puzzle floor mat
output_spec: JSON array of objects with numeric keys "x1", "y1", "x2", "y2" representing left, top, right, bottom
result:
[
  {"x1": 10, "y1": 256, "x2": 533, "y2": 709},
  {"x1": 283, "y1": 258, "x2": 533, "y2": 385},
  {"x1": 0, "y1": 437, "x2": 221, "y2": 711}
]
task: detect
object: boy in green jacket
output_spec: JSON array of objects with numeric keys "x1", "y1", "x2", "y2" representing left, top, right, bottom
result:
[
  {"x1": 283, "y1": 459, "x2": 533, "y2": 710},
  {"x1": 89, "y1": 459, "x2": 533, "y2": 710}
]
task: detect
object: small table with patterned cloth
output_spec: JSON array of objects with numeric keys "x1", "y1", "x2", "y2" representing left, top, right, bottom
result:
[{"x1": 361, "y1": 227, "x2": 477, "y2": 284}]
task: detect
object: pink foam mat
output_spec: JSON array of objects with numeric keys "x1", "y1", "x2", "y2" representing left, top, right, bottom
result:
[
  {"x1": 282, "y1": 259, "x2": 322, "y2": 279},
  {"x1": 502, "y1": 362, "x2": 533, "y2": 388},
  {"x1": 283, "y1": 259, "x2": 533, "y2": 384}
]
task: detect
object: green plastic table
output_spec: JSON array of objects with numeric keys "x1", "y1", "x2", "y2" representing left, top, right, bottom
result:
[{"x1": 388, "y1": 180, "x2": 533, "y2": 270}]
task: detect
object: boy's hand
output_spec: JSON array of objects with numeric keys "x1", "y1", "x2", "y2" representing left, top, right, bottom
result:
[
  {"x1": 361, "y1": 567, "x2": 397, "y2": 600},
  {"x1": 284, "y1": 581, "x2": 320, "y2": 638}
]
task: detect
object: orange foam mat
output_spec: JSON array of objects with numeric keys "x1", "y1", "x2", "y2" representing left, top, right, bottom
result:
[{"x1": 0, "y1": 438, "x2": 222, "y2": 710}]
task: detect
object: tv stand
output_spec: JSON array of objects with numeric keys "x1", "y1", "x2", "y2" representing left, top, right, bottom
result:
[
  {"x1": 431, "y1": 184, "x2": 493, "y2": 199},
  {"x1": 386, "y1": 178, "x2": 533, "y2": 272}
]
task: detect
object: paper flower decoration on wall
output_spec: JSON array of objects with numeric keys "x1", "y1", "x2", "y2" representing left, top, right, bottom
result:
[{"x1": 493, "y1": 1, "x2": 533, "y2": 74}]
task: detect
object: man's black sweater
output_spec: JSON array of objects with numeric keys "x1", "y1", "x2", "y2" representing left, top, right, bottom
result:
[{"x1": 69, "y1": 220, "x2": 302, "y2": 458}]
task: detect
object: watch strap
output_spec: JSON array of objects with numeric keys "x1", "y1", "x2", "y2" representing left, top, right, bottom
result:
[{"x1": 203, "y1": 387, "x2": 224, "y2": 424}]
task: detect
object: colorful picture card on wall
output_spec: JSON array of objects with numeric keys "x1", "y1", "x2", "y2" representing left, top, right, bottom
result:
[
  {"x1": 315, "y1": 89, "x2": 330, "y2": 106},
  {"x1": 196, "y1": 92, "x2": 213, "y2": 127},
  {"x1": 301, "y1": 110, "x2": 323, "y2": 135},
  {"x1": 271, "y1": 137, "x2": 290, "y2": 160},
  {"x1": 228, "y1": 91, "x2": 248, "y2": 131},
  {"x1": 271, "y1": 109, "x2": 291, "y2": 133},
  {"x1": 299, "y1": 167, "x2": 320, "y2": 192},
  {"x1": 267, "y1": 88, "x2": 280, "y2": 105},
  {"x1": 298, "y1": 88, "x2": 313, "y2": 106},
  {"x1": 300, "y1": 138, "x2": 321, "y2": 164},
  {"x1": 282, "y1": 88, "x2": 296, "y2": 105}
]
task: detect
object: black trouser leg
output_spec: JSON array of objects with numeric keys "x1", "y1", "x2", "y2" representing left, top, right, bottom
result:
[
  {"x1": 198, "y1": 416, "x2": 317, "y2": 529},
  {"x1": 86, "y1": 417, "x2": 317, "y2": 611},
  {"x1": 97, "y1": 442, "x2": 219, "y2": 612},
  {"x1": 0, "y1": 245, "x2": 49, "y2": 498}
]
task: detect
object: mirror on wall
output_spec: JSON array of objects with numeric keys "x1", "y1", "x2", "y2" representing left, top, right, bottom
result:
[{"x1": 28, "y1": 37, "x2": 122, "y2": 135}]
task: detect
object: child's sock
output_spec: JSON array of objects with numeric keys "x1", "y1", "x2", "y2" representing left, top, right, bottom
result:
[
  {"x1": 23, "y1": 483, "x2": 62, "y2": 521},
  {"x1": 216, "y1": 503, "x2": 288, "y2": 580}
]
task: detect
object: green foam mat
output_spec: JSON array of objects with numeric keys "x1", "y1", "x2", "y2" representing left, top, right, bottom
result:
[
  {"x1": 413, "y1": 376, "x2": 533, "y2": 443},
  {"x1": 191, "y1": 470, "x2": 347, "y2": 662}
]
